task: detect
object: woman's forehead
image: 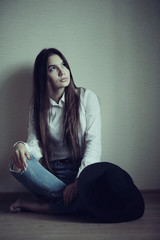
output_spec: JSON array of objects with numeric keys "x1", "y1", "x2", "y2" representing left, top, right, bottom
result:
[{"x1": 47, "y1": 54, "x2": 63, "y2": 65}]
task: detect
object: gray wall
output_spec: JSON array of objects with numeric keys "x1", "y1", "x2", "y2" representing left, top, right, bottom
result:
[{"x1": 0, "y1": 0, "x2": 160, "y2": 192}]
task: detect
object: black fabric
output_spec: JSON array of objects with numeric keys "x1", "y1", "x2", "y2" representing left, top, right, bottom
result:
[{"x1": 78, "y1": 162, "x2": 145, "y2": 223}]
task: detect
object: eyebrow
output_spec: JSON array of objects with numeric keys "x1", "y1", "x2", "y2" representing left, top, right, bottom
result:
[
  {"x1": 48, "y1": 61, "x2": 65, "y2": 69},
  {"x1": 48, "y1": 64, "x2": 56, "y2": 69}
]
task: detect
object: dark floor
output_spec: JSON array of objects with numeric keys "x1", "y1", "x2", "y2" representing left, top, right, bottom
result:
[{"x1": 0, "y1": 191, "x2": 160, "y2": 240}]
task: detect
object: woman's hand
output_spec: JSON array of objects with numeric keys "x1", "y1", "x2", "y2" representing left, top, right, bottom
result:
[
  {"x1": 63, "y1": 179, "x2": 78, "y2": 206},
  {"x1": 12, "y1": 143, "x2": 31, "y2": 171}
]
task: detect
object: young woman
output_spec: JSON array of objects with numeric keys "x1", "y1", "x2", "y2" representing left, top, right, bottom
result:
[{"x1": 9, "y1": 48, "x2": 101, "y2": 215}]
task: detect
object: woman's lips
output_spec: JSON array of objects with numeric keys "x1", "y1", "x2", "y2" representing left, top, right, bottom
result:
[{"x1": 60, "y1": 78, "x2": 68, "y2": 82}]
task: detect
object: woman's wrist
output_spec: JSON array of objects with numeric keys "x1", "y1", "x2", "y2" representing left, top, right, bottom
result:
[{"x1": 13, "y1": 141, "x2": 25, "y2": 148}]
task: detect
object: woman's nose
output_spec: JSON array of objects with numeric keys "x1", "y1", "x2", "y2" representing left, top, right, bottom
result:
[{"x1": 58, "y1": 68, "x2": 65, "y2": 76}]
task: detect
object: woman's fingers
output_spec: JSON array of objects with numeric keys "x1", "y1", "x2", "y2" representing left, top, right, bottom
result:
[
  {"x1": 63, "y1": 181, "x2": 78, "y2": 206},
  {"x1": 13, "y1": 151, "x2": 22, "y2": 169},
  {"x1": 63, "y1": 186, "x2": 72, "y2": 206},
  {"x1": 13, "y1": 151, "x2": 24, "y2": 170},
  {"x1": 13, "y1": 152, "x2": 26, "y2": 170},
  {"x1": 19, "y1": 151, "x2": 27, "y2": 170},
  {"x1": 64, "y1": 187, "x2": 73, "y2": 205},
  {"x1": 12, "y1": 143, "x2": 30, "y2": 171},
  {"x1": 25, "y1": 151, "x2": 31, "y2": 160}
]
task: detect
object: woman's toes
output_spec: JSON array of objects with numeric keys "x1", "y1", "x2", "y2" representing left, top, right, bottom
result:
[
  {"x1": 10, "y1": 207, "x2": 22, "y2": 213},
  {"x1": 9, "y1": 199, "x2": 23, "y2": 213}
]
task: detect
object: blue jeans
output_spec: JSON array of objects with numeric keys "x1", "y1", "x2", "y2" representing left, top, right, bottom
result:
[{"x1": 10, "y1": 155, "x2": 86, "y2": 215}]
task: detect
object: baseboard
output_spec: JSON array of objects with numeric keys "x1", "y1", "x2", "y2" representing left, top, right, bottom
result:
[
  {"x1": 0, "y1": 189, "x2": 160, "y2": 198},
  {"x1": 0, "y1": 192, "x2": 31, "y2": 201}
]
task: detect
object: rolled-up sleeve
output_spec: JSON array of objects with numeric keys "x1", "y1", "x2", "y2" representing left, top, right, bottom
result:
[
  {"x1": 77, "y1": 90, "x2": 101, "y2": 178},
  {"x1": 13, "y1": 108, "x2": 43, "y2": 160},
  {"x1": 24, "y1": 108, "x2": 43, "y2": 160}
]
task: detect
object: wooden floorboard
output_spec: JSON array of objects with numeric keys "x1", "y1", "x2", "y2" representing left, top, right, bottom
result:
[{"x1": 0, "y1": 192, "x2": 160, "y2": 240}]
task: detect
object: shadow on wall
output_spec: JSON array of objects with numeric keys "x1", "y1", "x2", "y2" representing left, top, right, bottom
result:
[{"x1": 0, "y1": 66, "x2": 32, "y2": 190}]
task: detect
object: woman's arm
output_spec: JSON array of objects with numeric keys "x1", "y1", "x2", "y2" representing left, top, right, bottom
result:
[
  {"x1": 63, "y1": 90, "x2": 101, "y2": 205},
  {"x1": 77, "y1": 90, "x2": 102, "y2": 177},
  {"x1": 63, "y1": 179, "x2": 78, "y2": 206},
  {"x1": 12, "y1": 107, "x2": 42, "y2": 170},
  {"x1": 24, "y1": 107, "x2": 43, "y2": 159}
]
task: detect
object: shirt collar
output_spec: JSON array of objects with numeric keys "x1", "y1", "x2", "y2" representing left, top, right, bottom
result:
[{"x1": 50, "y1": 93, "x2": 65, "y2": 107}]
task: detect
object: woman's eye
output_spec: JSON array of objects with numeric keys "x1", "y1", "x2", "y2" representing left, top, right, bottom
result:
[
  {"x1": 49, "y1": 66, "x2": 56, "y2": 72},
  {"x1": 62, "y1": 62, "x2": 67, "y2": 67}
]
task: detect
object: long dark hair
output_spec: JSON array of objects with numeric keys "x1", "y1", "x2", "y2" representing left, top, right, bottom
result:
[{"x1": 33, "y1": 48, "x2": 81, "y2": 172}]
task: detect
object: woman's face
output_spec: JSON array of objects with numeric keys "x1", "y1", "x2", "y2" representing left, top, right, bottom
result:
[{"x1": 47, "y1": 54, "x2": 70, "y2": 93}]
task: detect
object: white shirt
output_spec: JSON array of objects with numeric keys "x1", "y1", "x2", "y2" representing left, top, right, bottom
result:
[{"x1": 19, "y1": 88, "x2": 101, "y2": 178}]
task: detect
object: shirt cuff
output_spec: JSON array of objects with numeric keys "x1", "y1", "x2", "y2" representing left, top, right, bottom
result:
[{"x1": 13, "y1": 141, "x2": 25, "y2": 148}]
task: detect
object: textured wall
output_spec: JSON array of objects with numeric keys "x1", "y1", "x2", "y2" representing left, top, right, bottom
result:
[{"x1": 0, "y1": 0, "x2": 160, "y2": 191}]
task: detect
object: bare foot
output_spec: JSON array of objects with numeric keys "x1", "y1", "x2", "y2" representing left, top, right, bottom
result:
[
  {"x1": 9, "y1": 198, "x2": 24, "y2": 213},
  {"x1": 9, "y1": 198, "x2": 50, "y2": 213}
]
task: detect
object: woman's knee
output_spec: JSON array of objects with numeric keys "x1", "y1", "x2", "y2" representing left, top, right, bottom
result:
[
  {"x1": 9, "y1": 157, "x2": 22, "y2": 173},
  {"x1": 9, "y1": 155, "x2": 35, "y2": 174}
]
